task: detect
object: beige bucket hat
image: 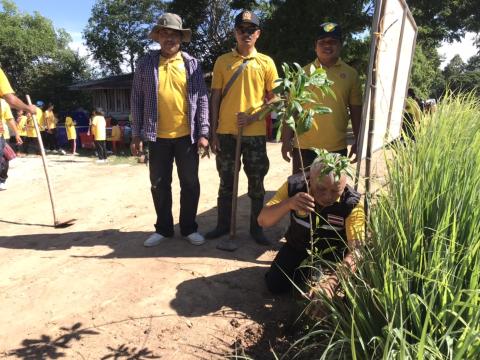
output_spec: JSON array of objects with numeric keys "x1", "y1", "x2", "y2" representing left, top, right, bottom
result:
[{"x1": 148, "y1": 13, "x2": 192, "y2": 43}]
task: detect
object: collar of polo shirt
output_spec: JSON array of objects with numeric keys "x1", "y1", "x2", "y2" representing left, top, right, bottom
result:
[
  {"x1": 232, "y1": 48, "x2": 258, "y2": 59},
  {"x1": 315, "y1": 57, "x2": 342, "y2": 68}
]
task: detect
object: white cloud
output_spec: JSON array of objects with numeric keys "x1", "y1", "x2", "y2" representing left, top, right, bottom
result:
[{"x1": 439, "y1": 32, "x2": 478, "y2": 68}]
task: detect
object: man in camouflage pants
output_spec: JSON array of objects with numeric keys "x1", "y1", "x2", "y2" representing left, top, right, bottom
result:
[{"x1": 207, "y1": 10, "x2": 278, "y2": 251}]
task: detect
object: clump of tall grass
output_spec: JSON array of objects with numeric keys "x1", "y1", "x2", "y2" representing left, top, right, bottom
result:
[{"x1": 284, "y1": 94, "x2": 480, "y2": 359}]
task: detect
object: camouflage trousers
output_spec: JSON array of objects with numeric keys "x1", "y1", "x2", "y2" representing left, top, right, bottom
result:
[{"x1": 216, "y1": 134, "x2": 269, "y2": 200}]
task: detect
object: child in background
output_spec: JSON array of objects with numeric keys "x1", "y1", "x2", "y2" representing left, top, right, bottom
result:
[
  {"x1": 16, "y1": 110, "x2": 28, "y2": 155},
  {"x1": 65, "y1": 114, "x2": 78, "y2": 155},
  {"x1": 110, "y1": 118, "x2": 121, "y2": 154},
  {"x1": 90, "y1": 108, "x2": 107, "y2": 163},
  {"x1": 25, "y1": 113, "x2": 39, "y2": 155}
]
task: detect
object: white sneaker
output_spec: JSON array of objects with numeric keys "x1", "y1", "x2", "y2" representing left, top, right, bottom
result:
[
  {"x1": 144, "y1": 233, "x2": 166, "y2": 247},
  {"x1": 95, "y1": 159, "x2": 104, "y2": 163},
  {"x1": 0, "y1": 182, "x2": 6, "y2": 191},
  {"x1": 59, "y1": 149, "x2": 67, "y2": 155},
  {"x1": 185, "y1": 232, "x2": 205, "y2": 246}
]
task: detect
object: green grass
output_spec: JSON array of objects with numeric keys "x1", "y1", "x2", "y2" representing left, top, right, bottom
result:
[{"x1": 280, "y1": 94, "x2": 480, "y2": 359}]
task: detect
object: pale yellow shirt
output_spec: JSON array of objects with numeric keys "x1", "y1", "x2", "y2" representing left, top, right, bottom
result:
[
  {"x1": 296, "y1": 59, "x2": 362, "y2": 151},
  {"x1": 212, "y1": 49, "x2": 278, "y2": 136},
  {"x1": 91, "y1": 115, "x2": 106, "y2": 141},
  {"x1": 65, "y1": 116, "x2": 77, "y2": 140},
  {"x1": 156, "y1": 52, "x2": 189, "y2": 139}
]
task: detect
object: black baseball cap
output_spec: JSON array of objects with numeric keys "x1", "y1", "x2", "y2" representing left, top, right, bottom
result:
[
  {"x1": 234, "y1": 10, "x2": 260, "y2": 28},
  {"x1": 317, "y1": 22, "x2": 342, "y2": 40}
]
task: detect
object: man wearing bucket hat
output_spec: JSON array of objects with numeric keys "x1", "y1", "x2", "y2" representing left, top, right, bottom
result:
[
  {"x1": 131, "y1": 13, "x2": 210, "y2": 247},
  {"x1": 206, "y1": 10, "x2": 279, "y2": 251},
  {"x1": 281, "y1": 22, "x2": 363, "y2": 173}
]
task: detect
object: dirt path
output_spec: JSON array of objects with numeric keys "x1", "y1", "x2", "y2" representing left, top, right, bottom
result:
[{"x1": 0, "y1": 143, "x2": 299, "y2": 359}]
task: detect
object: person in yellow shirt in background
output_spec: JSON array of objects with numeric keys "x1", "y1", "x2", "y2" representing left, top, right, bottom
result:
[
  {"x1": 402, "y1": 88, "x2": 423, "y2": 141},
  {"x1": 65, "y1": 113, "x2": 78, "y2": 155},
  {"x1": 43, "y1": 102, "x2": 65, "y2": 154},
  {"x1": 16, "y1": 110, "x2": 28, "y2": 154},
  {"x1": 90, "y1": 108, "x2": 107, "y2": 163},
  {"x1": 25, "y1": 112, "x2": 39, "y2": 155},
  {"x1": 35, "y1": 101, "x2": 46, "y2": 146},
  {"x1": 207, "y1": 10, "x2": 279, "y2": 250},
  {"x1": 281, "y1": 22, "x2": 363, "y2": 173},
  {"x1": 0, "y1": 98, "x2": 23, "y2": 190},
  {"x1": 109, "y1": 117, "x2": 121, "y2": 154},
  {"x1": 0, "y1": 68, "x2": 36, "y2": 114}
]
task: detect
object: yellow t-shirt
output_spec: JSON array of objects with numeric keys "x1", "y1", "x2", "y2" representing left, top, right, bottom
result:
[
  {"x1": 156, "y1": 52, "x2": 189, "y2": 139},
  {"x1": 0, "y1": 68, "x2": 14, "y2": 97},
  {"x1": 110, "y1": 125, "x2": 121, "y2": 141},
  {"x1": 65, "y1": 116, "x2": 77, "y2": 140},
  {"x1": 26, "y1": 116, "x2": 37, "y2": 138},
  {"x1": 91, "y1": 115, "x2": 106, "y2": 141},
  {"x1": 44, "y1": 110, "x2": 56, "y2": 130},
  {"x1": 212, "y1": 49, "x2": 279, "y2": 136},
  {"x1": 0, "y1": 99, "x2": 13, "y2": 137},
  {"x1": 405, "y1": 97, "x2": 422, "y2": 122},
  {"x1": 18, "y1": 115, "x2": 27, "y2": 137},
  {"x1": 35, "y1": 108, "x2": 45, "y2": 131},
  {"x1": 266, "y1": 181, "x2": 365, "y2": 242},
  {"x1": 296, "y1": 58, "x2": 363, "y2": 152}
]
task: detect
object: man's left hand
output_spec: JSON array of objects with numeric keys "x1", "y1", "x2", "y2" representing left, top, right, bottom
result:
[
  {"x1": 15, "y1": 135, "x2": 23, "y2": 145},
  {"x1": 197, "y1": 136, "x2": 210, "y2": 158}
]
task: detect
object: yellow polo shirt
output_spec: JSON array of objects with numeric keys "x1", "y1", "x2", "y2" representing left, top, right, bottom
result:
[
  {"x1": 44, "y1": 110, "x2": 56, "y2": 130},
  {"x1": 0, "y1": 68, "x2": 14, "y2": 96},
  {"x1": 212, "y1": 49, "x2": 278, "y2": 136},
  {"x1": 156, "y1": 52, "x2": 189, "y2": 139},
  {"x1": 91, "y1": 115, "x2": 106, "y2": 141},
  {"x1": 296, "y1": 58, "x2": 362, "y2": 151},
  {"x1": 1, "y1": 99, "x2": 13, "y2": 137},
  {"x1": 26, "y1": 116, "x2": 37, "y2": 138},
  {"x1": 65, "y1": 116, "x2": 76, "y2": 140},
  {"x1": 35, "y1": 108, "x2": 45, "y2": 131},
  {"x1": 267, "y1": 181, "x2": 365, "y2": 242},
  {"x1": 18, "y1": 115, "x2": 28, "y2": 137}
]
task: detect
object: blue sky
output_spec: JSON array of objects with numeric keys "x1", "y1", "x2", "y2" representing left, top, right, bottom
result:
[{"x1": 7, "y1": 0, "x2": 479, "y2": 67}]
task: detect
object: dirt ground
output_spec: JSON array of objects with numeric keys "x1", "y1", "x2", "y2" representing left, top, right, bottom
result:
[{"x1": 0, "y1": 143, "x2": 387, "y2": 359}]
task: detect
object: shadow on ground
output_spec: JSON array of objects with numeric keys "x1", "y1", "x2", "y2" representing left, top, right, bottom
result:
[{"x1": 0, "y1": 193, "x2": 287, "y2": 264}]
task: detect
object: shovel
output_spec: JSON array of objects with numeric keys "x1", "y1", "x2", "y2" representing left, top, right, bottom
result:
[{"x1": 27, "y1": 95, "x2": 75, "y2": 228}]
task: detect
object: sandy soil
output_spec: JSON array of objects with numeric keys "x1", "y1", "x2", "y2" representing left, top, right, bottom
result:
[{"x1": 0, "y1": 143, "x2": 388, "y2": 360}]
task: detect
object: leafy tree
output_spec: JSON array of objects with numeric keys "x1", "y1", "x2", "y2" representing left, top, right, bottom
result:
[
  {"x1": 167, "y1": 0, "x2": 235, "y2": 71},
  {"x1": 442, "y1": 54, "x2": 480, "y2": 95},
  {"x1": 0, "y1": 0, "x2": 92, "y2": 109},
  {"x1": 409, "y1": 44, "x2": 444, "y2": 99},
  {"x1": 408, "y1": 0, "x2": 480, "y2": 46},
  {"x1": 84, "y1": 0, "x2": 164, "y2": 74},
  {"x1": 443, "y1": 54, "x2": 465, "y2": 79},
  {"x1": 255, "y1": 0, "x2": 373, "y2": 76}
]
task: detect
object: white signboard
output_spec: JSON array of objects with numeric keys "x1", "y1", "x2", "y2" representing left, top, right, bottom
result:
[{"x1": 356, "y1": 0, "x2": 417, "y2": 172}]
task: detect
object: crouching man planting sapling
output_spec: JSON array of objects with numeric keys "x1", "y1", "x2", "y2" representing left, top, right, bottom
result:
[{"x1": 259, "y1": 151, "x2": 365, "y2": 315}]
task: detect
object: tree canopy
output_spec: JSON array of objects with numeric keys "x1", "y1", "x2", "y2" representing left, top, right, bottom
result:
[
  {"x1": 0, "y1": 0, "x2": 92, "y2": 109},
  {"x1": 83, "y1": 0, "x2": 164, "y2": 74}
]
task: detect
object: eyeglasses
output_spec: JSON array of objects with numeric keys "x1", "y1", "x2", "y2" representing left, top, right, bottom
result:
[{"x1": 236, "y1": 26, "x2": 259, "y2": 35}]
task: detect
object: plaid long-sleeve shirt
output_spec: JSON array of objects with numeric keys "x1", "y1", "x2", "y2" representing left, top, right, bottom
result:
[{"x1": 131, "y1": 50, "x2": 209, "y2": 143}]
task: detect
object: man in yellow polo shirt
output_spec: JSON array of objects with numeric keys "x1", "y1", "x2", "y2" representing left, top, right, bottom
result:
[
  {"x1": 258, "y1": 153, "x2": 364, "y2": 297},
  {"x1": 131, "y1": 13, "x2": 210, "y2": 247},
  {"x1": 281, "y1": 23, "x2": 363, "y2": 173},
  {"x1": 207, "y1": 10, "x2": 279, "y2": 251}
]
